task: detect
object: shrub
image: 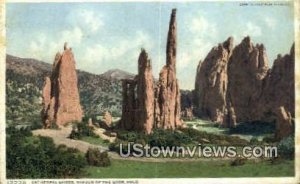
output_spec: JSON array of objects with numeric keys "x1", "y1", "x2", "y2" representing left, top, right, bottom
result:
[
  {"x1": 277, "y1": 135, "x2": 294, "y2": 159},
  {"x1": 148, "y1": 129, "x2": 192, "y2": 147},
  {"x1": 180, "y1": 128, "x2": 249, "y2": 146},
  {"x1": 85, "y1": 148, "x2": 111, "y2": 167},
  {"x1": 230, "y1": 157, "x2": 247, "y2": 166},
  {"x1": 69, "y1": 122, "x2": 98, "y2": 140},
  {"x1": 6, "y1": 127, "x2": 87, "y2": 178},
  {"x1": 250, "y1": 137, "x2": 260, "y2": 145},
  {"x1": 109, "y1": 139, "x2": 130, "y2": 154},
  {"x1": 262, "y1": 134, "x2": 276, "y2": 143}
]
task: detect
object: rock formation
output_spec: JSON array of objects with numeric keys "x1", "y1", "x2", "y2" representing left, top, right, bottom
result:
[
  {"x1": 194, "y1": 37, "x2": 233, "y2": 125},
  {"x1": 226, "y1": 36, "x2": 269, "y2": 123},
  {"x1": 136, "y1": 50, "x2": 155, "y2": 134},
  {"x1": 41, "y1": 43, "x2": 83, "y2": 127},
  {"x1": 275, "y1": 106, "x2": 293, "y2": 140},
  {"x1": 119, "y1": 9, "x2": 183, "y2": 134},
  {"x1": 102, "y1": 111, "x2": 113, "y2": 128},
  {"x1": 119, "y1": 49, "x2": 155, "y2": 133},
  {"x1": 154, "y1": 9, "x2": 183, "y2": 129},
  {"x1": 255, "y1": 44, "x2": 295, "y2": 121},
  {"x1": 194, "y1": 37, "x2": 295, "y2": 136}
]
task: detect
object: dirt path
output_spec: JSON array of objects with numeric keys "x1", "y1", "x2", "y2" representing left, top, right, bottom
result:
[{"x1": 32, "y1": 126, "x2": 108, "y2": 153}]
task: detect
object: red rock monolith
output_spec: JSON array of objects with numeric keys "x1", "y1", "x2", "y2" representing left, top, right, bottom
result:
[{"x1": 42, "y1": 43, "x2": 83, "y2": 127}]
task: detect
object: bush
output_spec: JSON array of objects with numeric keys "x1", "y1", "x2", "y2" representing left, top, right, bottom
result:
[
  {"x1": 69, "y1": 122, "x2": 98, "y2": 140},
  {"x1": 6, "y1": 127, "x2": 87, "y2": 178},
  {"x1": 230, "y1": 157, "x2": 247, "y2": 166},
  {"x1": 148, "y1": 129, "x2": 192, "y2": 147},
  {"x1": 109, "y1": 139, "x2": 131, "y2": 154},
  {"x1": 180, "y1": 128, "x2": 249, "y2": 146},
  {"x1": 277, "y1": 135, "x2": 294, "y2": 159},
  {"x1": 262, "y1": 134, "x2": 276, "y2": 143},
  {"x1": 250, "y1": 137, "x2": 260, "y2": 145},
  {"x1": 85, "y1": 148, "x2": 111, "y2": 167}
]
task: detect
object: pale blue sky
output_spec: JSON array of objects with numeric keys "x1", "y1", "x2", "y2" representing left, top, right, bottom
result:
[{"x1": 6, "y1": 2, "x2": 294, "y2": 89}]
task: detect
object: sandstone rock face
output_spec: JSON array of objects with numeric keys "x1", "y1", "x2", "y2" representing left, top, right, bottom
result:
[
  {"x1": 136, "y1": 50, "x2": 155, "y2": 134},
  {"x1": 255, "y1": 44, "x2": 295, "y2": 121},
  {"x1": 182, "y1": 107, "x2": 194, "y2": 121},
  {"x1": 155, "y1": 9, "x2": 183, "y2": 129},
  {"x1": 119, "y1": 9, "x2": 183, "y2": 133},
  {"x1": 275, "y1": 106, "x2": 293, "y2": 140},
  {"x1": 194, "y1": 36, "x2": 294, "y2": 135},
  {"x1": 226, "y1": 36, "x2": 269, "y2": 123},
  {"x1": 194, "y1": 37, "x2": 233, "y2": 125},
  {"x1": 41, "y1": 77, "x2": 52, "y2": 128},
  {"x1": 119, "y1": 50, "x2": 155, "y2": 134},
  {"x1": 42, "y1": 44, "x2": 83, "y2": 127},
  {"x1": 119, "y1": 79, "x2": 137, "y2": 130},
  {"x1": 102, "y1": 111, "x2": 113, "y2": 127}
]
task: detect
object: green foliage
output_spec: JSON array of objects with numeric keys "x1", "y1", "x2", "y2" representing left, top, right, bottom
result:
[
  {"x1": 6, "y1": 127, "x2": 87, "y2": 178},
  {"x1": 262, "y1": 134, "x2": 276, "y2": 143},
  {"x1": 229, "y1": 121, "x2": 275, "y2": 135},
  {"x1": 109, "y1": 139, "x2": 131, "y2": 154},
  {"x1": 230, "y1": 158, "x2": 247, "y2": 166},
  {"x1": 85, "y1": 148, "x2": 111, "y2": 167},
  {"x1": 250, "y1": 137, "x2": 260, "y2": 145},
  {"x1": 278, "y1": 135, "x2": 294, "y2": 159},
  {"x1": 69, "y1": 122, "x2": 98, "y2": 140},
  {"x1": 148, "y1": 129, "x2": 192, "y2": 147},
  {"x1": 116, "y1": 130, "x2": 147, "y2": 142},
  {"x1": 180, "y1": 128, "x2": 249, "y2": 146}
]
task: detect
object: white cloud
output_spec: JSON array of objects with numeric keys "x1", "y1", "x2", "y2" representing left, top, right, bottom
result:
[
  {"x1": 177, "y1": 12, "x2": 216, "y2": 70},
  {"x1": 27, "y1": 26, "x2": 84, "y2": 62},
  {"x1": 67, "y1": 9, "x2": 103, "y2": 34},
  {"x1": 176, "y1": 12, "x2": 218, "y2": 89},
  {"x1": 242, "y1": 22, "x2": 262, "y2": 37},
  {"x1": 264, "y1": 17, "x2": 277, "y2": 29},
  {"x1": 61, "y1": 27, "x2": 83, "y2": 46},
  {"x1": 79, "y1": 31, "x2": 154, "y2": 73}
]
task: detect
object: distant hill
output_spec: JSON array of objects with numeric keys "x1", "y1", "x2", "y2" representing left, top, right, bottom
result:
[
  {"x1": 100, "y1": 69, "x2": 135, "y2": 80},
  {"x1": 6, "y1": 54, "x2": 135, "y2": 126}
]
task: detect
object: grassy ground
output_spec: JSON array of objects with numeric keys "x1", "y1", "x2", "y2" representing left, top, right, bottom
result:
[
  {"x1": 84, "y1": 159, "x2": 294, "y2": 178},
  {"x1": 81, "y1": 136, "x2": 110, "y2": 146}
]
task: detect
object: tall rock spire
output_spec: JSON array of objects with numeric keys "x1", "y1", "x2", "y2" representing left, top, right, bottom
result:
[
  {"x1": 136, "y1": 49, "x2": 155, "y2": 134},
  {"x1": 155, "y1": 8, "x2": 183, "y2": 129},
  {"x1": 166, "y1": 9, "x2": 177, "y2": 68},
  {"x1": 119, "y1": 9, "x2": 184, "y2": 133},
  {"x1": 42, "y1": 44, "x2": 83, "y2": 127}
]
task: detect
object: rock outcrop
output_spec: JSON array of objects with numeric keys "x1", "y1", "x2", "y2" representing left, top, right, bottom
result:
[
  {"x1": 154, "y1": 9, "x2": 183, "y2": 129},
  {"x1": 102, "y1": 111, "x2": 113, "y2": 128},
  {"x1": 41, "y1": 43, "x2": 83, "y2": 127},
  {"x1": 226, "y1": 36, "x2": 269, "y2": 123},
  {"x1": 119, "y1": 9, "x2": 183, "y2": 134},
  {"x1": 119, "y1": 49, "x2": 155, "y2": 134},
  {"x1": 255, "y1": 44, "x2": 295, "y2": 121},
  {"x1": 194, "y1": 37, "x2": 233, "y2": 125},
  {"x1": 136, "y1": 50, "x2": 155, "y2": 134},
  {"x1": 275, "y1": 106, "x2": 293, "y2": 140},
  {"x1": 194, "y1": 37, "x2": 294, "y2": 136}
]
